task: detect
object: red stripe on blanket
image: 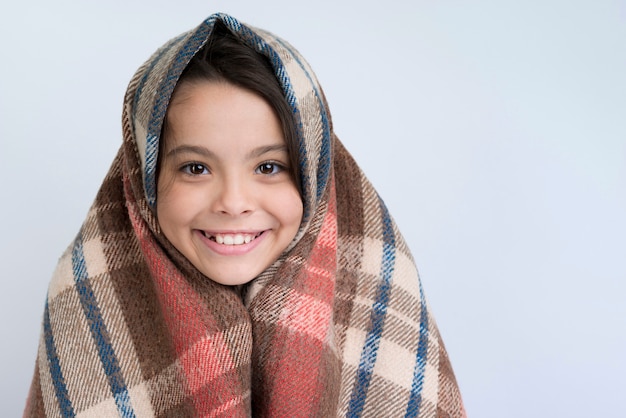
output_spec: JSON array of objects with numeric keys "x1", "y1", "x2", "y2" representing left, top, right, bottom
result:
[
  {"x1": 265, "y1": 185, "x2": 338, "y2": 416},
  {"x1": 278, "y1": 291, "x2": 332, "y2": 341}
]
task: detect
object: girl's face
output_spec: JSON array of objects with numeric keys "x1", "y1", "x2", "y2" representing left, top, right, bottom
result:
[{"x1": 156, "y1": 81, "x2": 303, "y2": 286}]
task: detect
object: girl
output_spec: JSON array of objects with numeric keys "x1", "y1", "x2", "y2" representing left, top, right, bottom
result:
[{"x1": 25, "y1": 13, "x2": 465, "y2": 417}]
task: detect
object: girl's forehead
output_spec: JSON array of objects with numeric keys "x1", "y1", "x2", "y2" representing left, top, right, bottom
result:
[{"x1": 161, "y1": 82, "x2": 286, "y2": 158}]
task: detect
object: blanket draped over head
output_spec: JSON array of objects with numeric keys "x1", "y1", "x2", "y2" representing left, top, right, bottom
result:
[{"x1": 24, "y1": 13, "x2": 465, "y2": 418}]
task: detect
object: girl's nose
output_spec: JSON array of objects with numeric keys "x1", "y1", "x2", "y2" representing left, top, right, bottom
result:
[{"x1": 212, "y1": 176, "x2": 254, "y2": 216}]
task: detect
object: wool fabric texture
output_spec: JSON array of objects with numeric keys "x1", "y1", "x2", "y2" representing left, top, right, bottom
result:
[{"x1": 24, "y1": 13, "x2": 465, "y2": 418}]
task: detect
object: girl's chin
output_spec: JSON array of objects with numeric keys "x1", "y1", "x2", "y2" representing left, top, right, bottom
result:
[{"x1": 199, "y1": 266, "x2": 261, "y2": 286}]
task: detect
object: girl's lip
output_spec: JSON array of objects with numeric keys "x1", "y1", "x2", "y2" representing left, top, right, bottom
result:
[
  {"x1": 194, "y1": 229, "x2": 267, "y2": 256},
  {"x1": 202, "y1": 230, "x2": 263, "y2": 237}
]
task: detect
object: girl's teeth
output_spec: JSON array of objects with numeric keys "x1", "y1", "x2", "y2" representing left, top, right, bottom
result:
[{"x1": 214, "y1": 234, "x2": 255, "y2": 245}]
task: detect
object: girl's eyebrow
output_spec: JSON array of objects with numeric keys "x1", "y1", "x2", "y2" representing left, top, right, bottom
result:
[
  {"x1": 246, "y1": 144, "x2": 288, "y2": 159},
  {"x1": 164, "y1": 144, "x2": 288, "y2": 159},
  {"x1": 165, "y1": 145, "x2": 214, "y2": 159}
]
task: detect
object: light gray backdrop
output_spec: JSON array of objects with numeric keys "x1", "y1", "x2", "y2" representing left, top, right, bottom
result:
[{"x1": 1, "y1": 0, "x2": 624, "y2": 416}]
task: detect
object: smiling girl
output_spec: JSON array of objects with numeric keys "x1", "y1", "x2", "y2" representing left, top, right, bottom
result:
[
  {"x1": 157, "y1": 81, "x2": 303, "y2": 285},
  {"x1": 25, "y1": 14, "x2": 464, "y2": 418},
  {"x1": 156, "y1": 26, "x2": 303, "y2": 286}
]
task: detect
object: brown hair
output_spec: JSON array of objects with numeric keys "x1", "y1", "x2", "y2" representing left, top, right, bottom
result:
[{"x1": 159, "y1": 21, "x2": 300, "y2": 193}]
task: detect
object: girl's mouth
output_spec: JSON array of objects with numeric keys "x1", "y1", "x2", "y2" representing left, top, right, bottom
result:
[{"x1": 201, "y1": 231, "x2": 263, "y2": 245}]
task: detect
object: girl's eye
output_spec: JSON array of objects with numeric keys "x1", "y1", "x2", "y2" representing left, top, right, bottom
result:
[
  {"x1": 181, "y1": 163, "x2": 209, "y2": 175},
  {"x1": 256, "y1": 162, "x2": 283, "y2": 175}
]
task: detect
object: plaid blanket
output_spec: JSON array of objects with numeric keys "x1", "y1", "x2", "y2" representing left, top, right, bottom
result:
[{"x1": 24, "y1": 13, "x2": 465, "y2": 417}]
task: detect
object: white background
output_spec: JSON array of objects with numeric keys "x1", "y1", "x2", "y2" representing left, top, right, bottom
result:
[{"x1": 1, "y1": 0, "x2": 624, "y2": 416}]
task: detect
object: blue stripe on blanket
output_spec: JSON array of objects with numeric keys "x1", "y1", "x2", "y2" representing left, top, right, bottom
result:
[
  {"x1": 144, "y1": 23, "x2": 211, "y2": 207},
  {"x1": 404, "y1": 282, "x2": 430, "y2": 417},
  {"x1": 144, "y1": 133, "x2": 158, "y2": 207},
  {"x1": 131, "y1": 33, "x2": 186, "y2": 208},
  {"x1": 347, "y1": 199, "x2": 396, "y2": 417},
  {"x1": 258, "y1": 42, "x2": 305, "y2": 185},
  {"x1": 44, "y1": 299, "x2": 75, "y2": 417},
  {"x1": 272, "y1": 37, "x2": 331, "y2": 192},
  {"x1": 72, "y1": 233, "x2": 137, "y2": 418},
  {"x1": 273, "y1": 36, "x2": 332, "y2": 208}
]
